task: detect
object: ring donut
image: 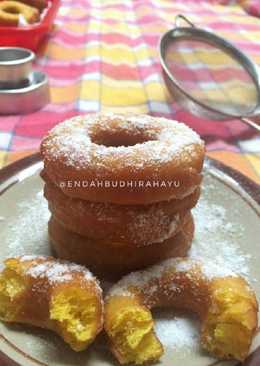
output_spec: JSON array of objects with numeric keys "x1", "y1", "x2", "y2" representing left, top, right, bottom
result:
[
  {"x1": 0, "y1": 256, "x2": 103, "y2": 351},
  {"x1": 44, "y1": 176, "x2": 200, "y2": 244},
  {"x1": 49, "y1": 214, "x2": 194, "y2": 278},
  {"x1": 41, "y1": 113, "x2": 205, "y2": 204},
  {"x1": 0, "y1": 1, "x2": 39, "y2": 26},
  {"x1": 105, "y1": 258, "x2": 258, "y2": 364}
]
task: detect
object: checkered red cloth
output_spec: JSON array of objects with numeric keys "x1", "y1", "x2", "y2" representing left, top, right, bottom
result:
[{"x1": 0, "y1": 0, "x2": 259, "y2": 183}]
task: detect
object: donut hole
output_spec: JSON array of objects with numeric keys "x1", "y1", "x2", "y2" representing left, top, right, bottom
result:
[
  {"x1": 3, "y1": 5, "x2": 21, "y2": 14},
  {"x1": 90, "y1": 130, "x2": 156, "y2": 147}
]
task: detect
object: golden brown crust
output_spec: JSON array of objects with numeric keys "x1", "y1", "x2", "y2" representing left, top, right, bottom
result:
[
  {"x1": 43, "y1": 176, "x2": 200, "y2": 244},
  {"x1": 0, "y1": 1, "x2": 39, "y2": 26},
  {"x1": 49, "y1": 213, "x2": 194, "y2": 278},
  {"x1": 0, "y1": 256, "x2": 103, "y2": 351},
  {"x1": 40, "y1": 113, "x2": 205, "y2": 204}
]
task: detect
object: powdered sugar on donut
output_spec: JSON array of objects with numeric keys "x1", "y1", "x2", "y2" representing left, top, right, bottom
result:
[
  {"x1": 42, "y1": 113, "x2": 204, "y2": 170},
  {"x1": 108, "y1": 257, "x2": 236, "y2": 298},
  {"x1": 128, "y1": 211, "x2": 181, "y2": 244},
  {"x1": 18, "y1": 256, "x2": 97, "y2": 285}
]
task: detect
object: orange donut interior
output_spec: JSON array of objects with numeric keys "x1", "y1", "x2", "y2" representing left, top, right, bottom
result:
[
  {"x1": 0, "y1": 256, "x2": 103, "y2": 352},
  {"x1": 105, "y1": 258, "x2": 258, "y2": 365}
]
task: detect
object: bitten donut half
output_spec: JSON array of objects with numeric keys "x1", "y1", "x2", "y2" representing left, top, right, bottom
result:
[
  {"x1": 104, "y1": 258, "x2": 258, "y2": 365},
  {"x1": 0, "y1": 256, "x2": 103, "y2": 351}
]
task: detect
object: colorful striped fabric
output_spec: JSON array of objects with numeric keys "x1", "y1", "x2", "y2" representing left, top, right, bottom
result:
[{"x1": 0, "y1": 0, "x2": 259, "y2": 183}]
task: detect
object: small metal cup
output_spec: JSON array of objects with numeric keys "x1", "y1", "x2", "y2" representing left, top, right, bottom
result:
[
  {"x1": 0, "y1": 71, "x2": 50, "y2": 115},
  {"x1": 0, "y1": 47, "x2": 35, "y2": 86}
]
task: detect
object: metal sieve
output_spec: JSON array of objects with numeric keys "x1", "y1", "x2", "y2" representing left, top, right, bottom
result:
[{"x1": 160, "y1": 15, "x2": 260, "y2": 131}]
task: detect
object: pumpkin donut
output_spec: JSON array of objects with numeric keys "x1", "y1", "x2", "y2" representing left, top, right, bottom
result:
[
  {"x1": 49, "y1": 213, "x2": 194, "y2": 278},
  {"x1": 0, "y1": 256, "x2": 103, "y2": 352},
  {"x1": 40, "y1": 113, "x2": 205, "y2": 205},
  {"x1": 44, "y1": 176, "x2": 199, "y2": 244},
  {"x1": 0, "y1": 1, "x2": 39, "y2": 26},
  {"x1": 104, "y1": 258, "x2": 258, "y2": 365}
]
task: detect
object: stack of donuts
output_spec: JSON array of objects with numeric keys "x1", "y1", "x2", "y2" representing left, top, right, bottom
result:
[
  {"x1": 40, "y1": 113, "x2": 205, "y2": 278},
  {"x1": 1, "y1": 113, "x2": 258, "y2": 366}
]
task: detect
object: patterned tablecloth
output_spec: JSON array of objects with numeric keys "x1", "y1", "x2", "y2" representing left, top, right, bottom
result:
[{"x1": 0, "y1": 0, "x2": 259, "y2": 184}]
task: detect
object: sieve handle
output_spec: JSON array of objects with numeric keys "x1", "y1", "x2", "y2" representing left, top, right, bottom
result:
[
  {"x1": 241, "y1": 117, "x2": 260, "y2": 132},
  {"x1": 175, "y1": 15, "x2": 196, "y2": 28}
]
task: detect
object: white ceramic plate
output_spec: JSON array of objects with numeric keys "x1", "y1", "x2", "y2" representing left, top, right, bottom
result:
[{"x1": 0, "y1": 154, "x2": 259, "y2": 366}]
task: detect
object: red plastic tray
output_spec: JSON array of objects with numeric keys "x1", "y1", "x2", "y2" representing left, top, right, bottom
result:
[{"x1": 0, "y1": 0, "x2": 60, "y2": 51}]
